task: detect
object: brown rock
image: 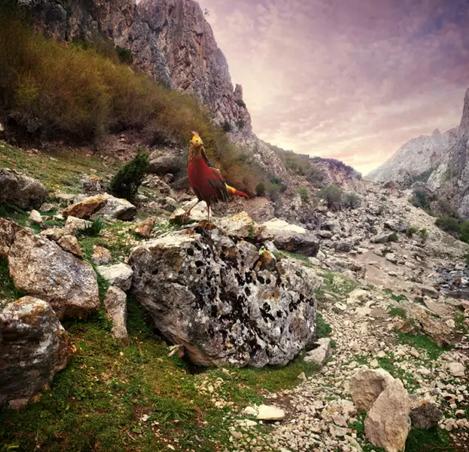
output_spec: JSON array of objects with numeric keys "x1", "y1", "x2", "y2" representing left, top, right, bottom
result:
[
  {"x1": 0, "y1": 296, "x2": 70, "y2": 408},
  {"x1": 62, "y1": 194, "x2": 108, "y2": 219},
  {"x1": 134, "y1": 217, "x2": 156, "y2": 238},
  {"x1": 410, "y1": 400, "x2": 442, "y2": 429},
  {"x1": 350, "y1": 368, "x2": 395, "y2": 412},
  {"x1": 8, "y1": 229, "x2": 99, "y2": 319},
  {"x1": 92, "y1": 245, "x2": 112, "y2": 265},
  {"x1": 365, "y1": 379, "x2": 411, "y2": 452},
  {"x1": 57, "y1": 234, "x2": 83, "y2": 258}
]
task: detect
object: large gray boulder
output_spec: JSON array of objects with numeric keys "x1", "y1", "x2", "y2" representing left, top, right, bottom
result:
[
  {"x1": 8, "y1": 229, "x2": 99, "y2": 319},
  {"x1": 0, "y1": 169, "x2": 48, "y2": 209},
  {"x1": 0, "y1": 296, "x2": 70, "y2": 408},
  {"x1": 129, "y1": 226, "x2": 319, "y2": 367}
]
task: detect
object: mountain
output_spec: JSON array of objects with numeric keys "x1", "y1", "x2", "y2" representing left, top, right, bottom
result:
[{"x1": 368, "y1": 88, "x2": 469, "y2": 218}]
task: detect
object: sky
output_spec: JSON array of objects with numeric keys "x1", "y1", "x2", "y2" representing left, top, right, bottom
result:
[{"x1": 198, "y1": 0, "x2": 469, "y2": 174}]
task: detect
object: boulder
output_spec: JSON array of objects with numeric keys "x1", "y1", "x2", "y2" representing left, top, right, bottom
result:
[
  {"x1": 0, "y1": 296, "x2": 70, "y2": 408},
  {"x1": 62, "y1": 194, "x2": 108, "y2": 219},
  {"x1": 0, "y1": 169, "x2": 48, "y2": 209},
  {"x1": 259, "y1": 219, "x2": 319, "y2": 257},
  {"x1": 371, "y1": 232, "x2": 398, "y2": 244},
  {"x1": 97, "y1": 263, "x2": 133, "y2": 291},
  {"x1": 8, "y1": 230, "x2": 99, "y2": 319},
  {"x1": 364, "y1": 379, "x2": 411, "y2": 452},
  {"x1": 148, "y1": 150, "x2": 184, "y2": 176},
  {"x1": 104, "y1": 286, "x2": 128, "y2": 343},
  {"x1": 129, "y1": 226, "x2": 318, "y2": 367},
  {"x1": 92, "y1": 195, "x2": 136, "y2": 221},
  {"x1": 304, "y1": 338, "x2": 332, "y2": 367},
  {"x1": 63, "y1": 194, "x2": 136, "y2": 221},
  {"x1": 243, "y1": 404, "x2": 285, "y2": 421},
  {"x1": 350, "y1": 367, "x2": 395, "y2": 412}
]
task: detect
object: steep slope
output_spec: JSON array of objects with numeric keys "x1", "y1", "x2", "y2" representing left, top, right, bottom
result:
[{"x1": 22, "y1": 0, "x2": 252, "y2": 136}]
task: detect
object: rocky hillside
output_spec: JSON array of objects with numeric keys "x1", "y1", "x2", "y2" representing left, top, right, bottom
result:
[
  {"x1": 369, "y1": 88, "x2": 469, "y2": 218},
  {"x1": 0, "y1": 140, "x2": 468, "y2": 451},
  {"x1": 23, "y1": 0, "x2": 252, "y2": 138}
]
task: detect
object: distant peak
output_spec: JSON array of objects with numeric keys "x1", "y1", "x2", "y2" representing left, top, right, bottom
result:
[{"x1": 459, "y1": 87, "x2": 469, "y2": 135}]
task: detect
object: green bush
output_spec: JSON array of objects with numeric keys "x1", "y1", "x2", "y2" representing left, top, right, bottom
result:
[
  {"x1": 410, "y1": 189, "x2": 431, "y2": 211},
  {"x1": 297, "y1": 187, "x2": 309, "y2": 203},
  {"x1": 318, "y1": 184, "x2": 343, "y2": 210},
  {"x1": 79, "y1": 218, "x2": 105, "y2": 237},
  {"x1": 460, "y1": 221, "x2": 469, "y2": 243},
  {"x1": 109, "y1": 151, "x2": 149, "y2": 201},
  {"x1": 435, "y1": 216, "x2": 460, "y2": 235},
  {"x1": 343, "y1": 192, "x2": 361, "y2": 209},
  {"x1": 255, "y1": 182, "x2": 266, "y2": 197}
]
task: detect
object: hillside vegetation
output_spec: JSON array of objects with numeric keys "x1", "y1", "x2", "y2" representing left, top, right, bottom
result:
[{"x1": 0, "y1": 8, "x2": 265, "y2": 193}]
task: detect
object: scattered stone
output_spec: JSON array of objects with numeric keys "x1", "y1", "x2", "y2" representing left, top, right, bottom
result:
[
  {"x1": 104, "y1": 286, "x2": 128, "y2": 343},
  {"x1": 62, "y1": 194, "x2": 108, "y2": 219},
  {"x1": 260, "y1": 218, "x2": 319, "y2": 256},
  {"x1": 0, "y1": 218, "x2": 22, "y2": 258},
  {"x1": 304, "y1": 338, "x2": 332, "y2": 367},
  {"x1": 371, "y1": 232, "x2": 398, "y2": 244},
  {"x1": 364, "y1": 379, "x2": 411, "y2": 452},
  {"x1": 63, "y1": 194, "x2": 136, "y2": 221},
  {"x1": 134, "y1": 217, "x2": 156, "y2": 238},
  {"x1": 244, "y1": 404, "x2": 285, "y2": 421},
  {"x1": 0, "y1": 168, "x2": 48, "y2": 209},
  {"x1": 349, "y1": 368, "x2": 394, "y2": 412},
  {"x1": 446, "y1": 362, "x2": 465, "y2": 378},
  {"x1": 97, "y1": 263, "x2": 133, "y2": 291},
  {"x1": 8, "y1": 229, "x2": 99, "y2": 319},
  {"x1": 29, "y1": 209, "x2": 43, "y2": 224},
  {"x1": 92, "y1": 245, "x2": 112, "y2": 265},
  {"x1": 64, "y1": 216, "x2": 92, "y2": 234},
  {"x1": 0, "y1": 296, "x2": 70, "y2": 408},
  {"x1": 57, "y1": 234, "x2": 83, "y2": 258}
]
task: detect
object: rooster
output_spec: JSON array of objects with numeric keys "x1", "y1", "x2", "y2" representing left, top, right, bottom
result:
[{"x1": 186, "y1": 131, "x2": 248, "y2": 222}]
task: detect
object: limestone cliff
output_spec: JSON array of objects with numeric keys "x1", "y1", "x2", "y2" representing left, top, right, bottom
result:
[{"x1": 21, "y1": 0, "x2": 252, "y2": 136}]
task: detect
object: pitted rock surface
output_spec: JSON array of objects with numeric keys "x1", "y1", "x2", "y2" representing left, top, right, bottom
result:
[
  {"x1": 129, "y1": 226, "x2": 318, "y2": 367},
  {"x1": 0, "y1": 296, "x2": 70, "y2": 408}
]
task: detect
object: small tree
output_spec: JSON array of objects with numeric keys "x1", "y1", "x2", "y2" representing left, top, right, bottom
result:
[
  {"x1": 318, "y1": 184, "x2": 343, "y2": 210},
  {"x1": 109, "y1": 151, "x2": 149, "y2": 201},
  {"x1": 343, "y1": 192, "x2": 361, "y2": 209}
]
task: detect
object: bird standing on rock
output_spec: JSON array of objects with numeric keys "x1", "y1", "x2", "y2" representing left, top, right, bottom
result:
[{"x1": 186, "y1": 131, "x2": 248, "y2": 222}]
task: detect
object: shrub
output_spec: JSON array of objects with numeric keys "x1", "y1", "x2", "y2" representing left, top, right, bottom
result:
[
  {"x1": 79, "y1": 218, "x2": 105, "y2": 237},
  {"x1": 110, "y1": 151, "x2": 149, "y2": 201},
  {"x1": 460, "y1": 221, "x2": 469, "y2": 243},
  {"x1": 298, "y1": 187, "x2": 309, "y2": 203},
  {"x1": 435, "y1": 216, "x2": 460, "y2": 236},
  {"x1": 410, "y1": 189, "x2": 431, "y2": 211},
  {"x1": 418, "y1": 228, "x2": 429, "y2": 242},
  {"x1": 343, "y1": 192, "x2": 361, "y2": 209},
  {"x1": 255, "y1": 182, "x2": 266, "y2": 197},
  {"x1": 318, "y1": 184, "x2": 343, "y2": 210}
]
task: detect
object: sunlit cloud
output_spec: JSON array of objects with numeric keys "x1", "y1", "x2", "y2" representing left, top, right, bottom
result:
[{"x1": 199, "y1": 0, "x2": 469, "y2": 174}]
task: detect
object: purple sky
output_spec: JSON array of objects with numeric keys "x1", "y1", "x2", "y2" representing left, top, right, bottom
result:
[{"x1": 198, "y1": 0, "x2": 469, "y2": 174}]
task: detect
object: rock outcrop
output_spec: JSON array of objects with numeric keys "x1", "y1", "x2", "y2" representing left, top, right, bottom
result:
[
  {"x1": 0, "y1": 168, "x2": 48, "y2": 209},
  {"x1": 8, "y1": 229, "x2": 99, "y2": 319},
  {"x1": 129, "y1": 225, "x2": 318, "y2": 367},
  {"x1": 0, "y1": 296, "x2": 70, "y2": 408}
]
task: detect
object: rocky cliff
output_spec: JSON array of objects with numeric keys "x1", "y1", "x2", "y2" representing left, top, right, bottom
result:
[
  {"x1": 21, "y1": 0, "x2": 252, "y2": 137},
  {"x1": 369, "y1": 88, "x2": 469, "y2": 218}
]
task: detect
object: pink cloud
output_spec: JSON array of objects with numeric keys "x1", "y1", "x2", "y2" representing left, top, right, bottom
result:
[{"x1": 199, "y1": 0, "x2": 469, "y2": 174}]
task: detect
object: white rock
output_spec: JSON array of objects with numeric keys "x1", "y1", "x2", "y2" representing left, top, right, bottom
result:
[
  {"x1": 447, "y1": 362, "x2": 465, "y2": 378},
  {"x1": 304, "y1": 338, "x2": 332, "y2": 367},
  {"x1": 29, "y1": 209, "x2": 43, "y2": 224},
  {"x1": 97, "y1": 263, "x2": 133, "y2": 291}
]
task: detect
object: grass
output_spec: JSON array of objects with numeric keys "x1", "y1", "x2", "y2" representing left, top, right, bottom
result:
[
  {"x1": 376, "y1": 355, "x2": 419, "y2": 392},
  {"x1": 315, "y1": 312, "x2": 332, "y2": 338},
  {"x1": 397, "y1": 332, "x2": 447, "y2": 361},
  {"x1": 0, "y1": 140, "x2": 113, "y2": 193},
  {"x1": 388, "y1": 306, "x2": 407, "y2": 319},
  {"x1": 406, "y1": 428, "x2": 454, "y2": 452},
  {"x1": 0, "y1": 256, "x2": 24, "y2": 302},
  {"x1": 383, "y1": 289, "x2": 408, "y2": 303},
  {"x1": 0, "y1": 298, "x2": 318, "y2": 451},
  {"x1": 320, "y1": 271, "x2": 357, "y2": 297}
]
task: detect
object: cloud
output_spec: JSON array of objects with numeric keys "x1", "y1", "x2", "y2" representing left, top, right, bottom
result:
[{"x1": 199, "y1": 0, "x2": 469, "y2": 174}]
